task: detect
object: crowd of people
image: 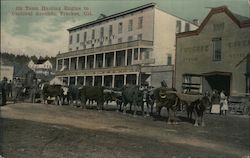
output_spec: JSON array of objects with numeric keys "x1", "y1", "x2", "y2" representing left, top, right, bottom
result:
[{"x1": 0, "y1": 76, "x2": 40, "y2": 106}]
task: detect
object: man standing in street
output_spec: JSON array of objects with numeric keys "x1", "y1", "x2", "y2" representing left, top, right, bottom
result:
[
  {"x1": 29, "y1": 78, "x2": 38, "y2": 103},
  {"x1": 13, "y1": 78, "x2": 23, "y2": 104},
  {"x1": 7, "y1": 80, "x2": 13, "y2": 99},
  {"x1": 1, "y1": 77, "x2": 8, "y2": 106}
]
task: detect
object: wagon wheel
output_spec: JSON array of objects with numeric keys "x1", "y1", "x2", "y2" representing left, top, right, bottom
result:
[
  {"x1": 242, "y1": 105, "x2": 250, "y2": 115},
  {"x1": 228, "y1": 103, "x2": 235, "y2": 113}
]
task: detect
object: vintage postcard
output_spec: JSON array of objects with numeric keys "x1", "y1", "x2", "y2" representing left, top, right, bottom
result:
[{"x1": 1, "y1": 0, "x2": 249, "y2": 157}]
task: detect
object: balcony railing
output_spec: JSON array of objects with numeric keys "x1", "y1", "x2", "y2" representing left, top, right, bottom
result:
[
  {"x1": 57, "y1": 40, "x2": 153, "y2": 58},
  {"x1": 133, "y1": 58, "x2": 155, "y2": 65},
  {"x1": 56, "y1": 65, "x2": 140, "y2": 76}
]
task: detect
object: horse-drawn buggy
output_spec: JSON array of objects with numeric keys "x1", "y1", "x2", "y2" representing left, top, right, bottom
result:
[{"x1": 228, "y1": 95, "x2": 250, "y2": 115}]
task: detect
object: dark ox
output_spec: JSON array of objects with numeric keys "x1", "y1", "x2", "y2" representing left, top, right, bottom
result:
[
  {"x1": 103, "y1": 89, "x2": 115, "y2": 105},
  {"x1": 187, "y1": 96, "x2": 211, "y2": 127},
  {"x1": 67, "y1": 84, "x2": 80, "y2": 106},
  {"x1": 79, "y1": 86, "x2": 104, "y2": 110},
  {"x1": 154, "y1": 87, "x2": 179, "y2": 124},
  {"x1": 42, "y1": 84, "x2": 64, "y2": 106},
  {"x1": 104, "y1": 89, "x2": 123, "y2": 112},
  {"x1": 122, "y1": 85, "x2": 144, "y2": 116}
]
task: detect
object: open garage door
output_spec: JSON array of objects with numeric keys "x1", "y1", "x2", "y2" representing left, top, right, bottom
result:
[{"x1": 203, "y1": 72, "x2": 231, "y2": 96}]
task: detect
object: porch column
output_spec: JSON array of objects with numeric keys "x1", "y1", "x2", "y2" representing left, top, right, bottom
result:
[
  {"x1": 124, "y1": 74, "x2": 127, "y2": 85},
  {"x1": 112, "y1": 75, "x2": 115, "y2": 88},
  {"x1": 75, "y1": 76, "x2": 78, "y2": 85},
  {"x1": 113, "y1": 51, "x2": 116, "y2": 67},
  {"x1": 83, "y1": 76, "x2": 86, "y2": 86},
  {"x1": 92, "y1": 76, "x2": 95, "y2": 86},
  {"x1": 93, "y1": 54, "x2": 96, "y2": 69},
  {"x1": 138, "y1": 48, "x2": 141, "y2": 60},
  {"x1": 136, "y1": 73, "x2": 139, "y2": 85},
  {"x1": 101, "y1": 75, "x2": 104, "y2": 86},
  {"x1": 56, "y1": 59, "x2": 58, "y2": 71},
  {"x1": 76, "y1": 57, "x2": 79, "y2": 70},
  {"x1": 125, "y1": 50, "x2": 128, "y2": 66},
  {"x1": 85, "y1": 56, "x2": 87, "y2": 69},
  {"x1": 131, "y1": 49, "x2": 134, "y2": 65},
  {"x1": 103, "y1": 53, "x2": 106, "y2": 68},
  {"x1": 69, "y1": 58, "x2": 71, "y2": 70},
  {"x1": 67, "y1": 76, "x2": 70, "y2": 85}
]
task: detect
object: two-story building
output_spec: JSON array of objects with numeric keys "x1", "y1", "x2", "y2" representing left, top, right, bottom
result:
[
  {"x1": 28, "y1": 59, "x2": 53, "y2": 76},
  {"x1": 175, "y1": 6, "x2": 250, "y2": 96},
  {"x1": 56, "y1": 3, "x2": 197, "y2": 88}
]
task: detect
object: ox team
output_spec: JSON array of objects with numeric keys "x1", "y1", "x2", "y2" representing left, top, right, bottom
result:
[{"x1": 1, "y1": 78, "x2": 214, "y2": 127}]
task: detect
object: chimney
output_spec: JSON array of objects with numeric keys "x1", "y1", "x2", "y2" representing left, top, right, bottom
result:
[{"x1": 193, "y1": 19, "x2": 199, "y2": 25}]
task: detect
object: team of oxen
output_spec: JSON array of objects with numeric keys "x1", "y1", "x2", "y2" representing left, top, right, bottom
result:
[{"x1": 41, "y1": 83, "x2": 211, "y2": 127}]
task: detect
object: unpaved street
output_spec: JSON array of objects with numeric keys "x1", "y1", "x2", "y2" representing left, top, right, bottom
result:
[{"x1": 0, "y1": 103, "x2": 249, "y2": 158}]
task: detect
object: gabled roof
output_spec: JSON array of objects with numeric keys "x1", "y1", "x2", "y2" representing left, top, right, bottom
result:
[
  {"x1": 177, "y1": 6, "x2": 250, "y2": 38},
  {"x1": 233, "y1": 13, "x2": 250, "y2": 24},
  {"x1": 14, "y1": 63, "x2": 34, "y2": 77},
  {"x1": 32, "y1": 59, "x2": 49, "y2": 65},
  {"x1": 67, "y1": 3, "x2": 156, "y2": 31}
]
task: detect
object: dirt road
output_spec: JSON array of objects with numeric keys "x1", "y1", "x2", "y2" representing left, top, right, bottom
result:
[{"x1": 0, "y1": 103, "x2": 249, "y2": 158}]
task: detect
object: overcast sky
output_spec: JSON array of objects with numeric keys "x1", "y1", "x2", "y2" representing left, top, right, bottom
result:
[{"x1": 1, "y1": 0, "x2": 249, "y2": 57}]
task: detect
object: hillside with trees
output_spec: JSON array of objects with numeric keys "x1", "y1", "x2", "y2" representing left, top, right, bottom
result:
[{"x1": 0, "y1": 52, "x2": 56, "y2": 70}]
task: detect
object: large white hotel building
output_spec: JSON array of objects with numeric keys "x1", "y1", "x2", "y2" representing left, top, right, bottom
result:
[{"x1": 55, "y1": 3, "x2": 198, "y2": 88}]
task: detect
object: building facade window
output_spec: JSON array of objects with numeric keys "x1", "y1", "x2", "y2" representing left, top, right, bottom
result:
[
  {"x1": 83, "y1": 32, "x2": 87, "y2": 41},
  {"x1": 69, "y1": 35, "x2": 73, "y2": 44},
  {"x1": 213, "y1": 23, "x2": 224, "y2": 32},
  {"x1": 134, "y1": 48, "x2": 138, "y2": 60},
  {"x1": 185, "y1": 23, "x2": 190, "y2": 32},
  {"x1": 109, "y1": 25, "x2": 113, "y2": 36},
  {"x1": 128, "y1": 36, "x2": 133, "y2": 42},
  {"x1": 118, "y1": 22, "x2": 123, "y2": 34},
  {"x1": 92, "y1": 29, "x2": 95, "y2": 39},
  {"x1": 128, "y1": 19, "x2": 133, "y2": 31},
  {"x1": 145, "y1": 51, "x2": 149, "y2": 59},
  {"x1": 138, "y1": 17, "x2": 143, "y2": 29},
  {"x1": 100, "y1": 27, "x2": 104, "y2": 38},
  {"x1": 118, "y1": 38, "x2": 122, "y2": 43},
  {"x1": 167, "y1": 54, "x2": 172, "y2": 65},
  {"x1": 76, "y1": 34, "x2": 80, "y2": 43},
  {"x1": 140, "y1": 48, "x2": 149, "y2": 60},
  {"x1": 137, "y1": 34, "x2": 142, "y2": 40},
  {"x1": 182, "y1": 75, "x2": 201, "y2": 93},
  {"x1": 176, "y1": 20, "x2": 182, "y2": 33},
  {"x1": 212, "y1": 38, "x2": 222, "y2": 61}
]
